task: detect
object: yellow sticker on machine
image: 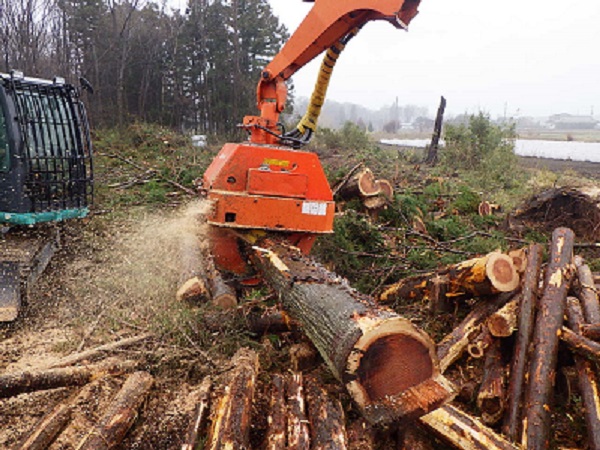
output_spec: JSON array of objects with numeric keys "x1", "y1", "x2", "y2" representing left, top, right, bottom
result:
[{"x1": 263, "y1": 158, "x2": 290, "y2": 167}]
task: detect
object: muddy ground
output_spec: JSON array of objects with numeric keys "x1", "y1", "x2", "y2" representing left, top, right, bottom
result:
[{"x1": 0, "y1": 157, "x2": 598, "y2": 449}]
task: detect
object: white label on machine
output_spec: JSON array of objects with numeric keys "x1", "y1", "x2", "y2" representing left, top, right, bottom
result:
[{"x1": 301, "y1": 201, "x2": 327, "y2": 216}]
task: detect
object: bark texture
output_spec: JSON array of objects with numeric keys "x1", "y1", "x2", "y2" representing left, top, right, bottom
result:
[
  {"x1": 476, "y1": 339, "x2": 506, "y2": 425},
  {"x1": 522, "y1": 228, "x2": 575, "y2": 450},
  {"x1": 265, "y1": 374, "x2": 287, "y2": 450},
  {"x1": 16, "y1": 403, "x2": 72, "y2": 450},
  {"x1": 286, "y1": 372, "x2": 310, "y2": 450},
  {"x1": 181, "y1": 377, "x2": 212, "y2": 450},
  {"x1": 502, "y1": 244, "x2": 543, "y2": 441},
  {"x1": 205, "y1": 348, "x2": 259, "y2": 450},
  {"x1": 565, "y1": 296, "x2": 600, "y2": 450},
  {"x1": 251, "y1": 240, "x2": 452, "y2": 424},
  {"x1": 305, "y1": 376, "x2": 348, "y2": 450},
  {"x1": 75, "y1": 371, "x2": 154, "y2": 450},
  {"x1": 0, "y1": 359, "x2": 136, "y2": 399}
]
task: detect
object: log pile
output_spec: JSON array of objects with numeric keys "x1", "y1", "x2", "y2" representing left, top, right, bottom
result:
[
  {"x1": 383, "y1": 227, "x2": 600, "y2": 450},
  {"x1": 4, "y1": 357, "x2": 151, "y2": 449}
]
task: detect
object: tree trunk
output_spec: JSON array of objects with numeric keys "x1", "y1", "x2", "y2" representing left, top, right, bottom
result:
[
  {"x1": 346, "y1": 418, "x2": 375, "y2": 450},
  {"x1": 564, "y1": 296, "x2": 600, "y2": 450},
  {"x1": 0, "y1": 359, "x2": 136, "y2": 399},
  {"x1": 437, "y1": 293, "x2": 514, "y2": 373},
  {"x1": 16, "y1": 403, "x2": 72, "y2": 450},
  {"x1": 251, "y1": 240, "x2": 453, "y2": 425},
  {"x1": 424, "y1": 95, "x2": 446, "y2": 165},
  {"x1": 379, "y1": 252, "x2": 519, "y2": 306},
  {"x1": 502, "y1": 244, "x2": 544, "y2": 441},
  {"x1": 487, "y1": 296, "x2": 519, "y2": 337},
  {"x1": 75, "y1": 371, "x2": 154, "y2": 450},
  {"x1": 305, "y1": 376, "x2": 348, "y2": 450},
  {"x1": 286, "y1": 372, "x2": 310, "y2": 450},
  {"x1": 419, "y1": 404, "x2": 519, "y2": 450},
  {"x1": 205, "y1": 348, "x2": 259, "y2": 450},
  {"x1": 265, "y1": 374, "x2": 287, "y2": 450},
  {"x1": 181, "y1": 376, "x2": 212, "y2": 450},
  {"x1": 522, "y1": 228, "x2": 575, "y2": 450},
  {"x1": 574, "y1": 256, "x2": 600, "y2": 323},
  {"x1": 476, "y1": 339, "x2": 506, "y2": 425}
]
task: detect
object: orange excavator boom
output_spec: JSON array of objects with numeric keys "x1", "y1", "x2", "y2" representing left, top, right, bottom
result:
[{"x1": 202, "y1": 0, "x2": 422, "y2": 279}]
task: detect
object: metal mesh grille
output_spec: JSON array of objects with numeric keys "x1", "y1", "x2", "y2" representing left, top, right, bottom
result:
[{"x1": 9, "y1": 80, "x2": 93, "y2": 212}]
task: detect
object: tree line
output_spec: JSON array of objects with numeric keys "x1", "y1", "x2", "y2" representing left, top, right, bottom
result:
[{"x1": 0, "y1": 0, "x2": 288, "y2": 135}]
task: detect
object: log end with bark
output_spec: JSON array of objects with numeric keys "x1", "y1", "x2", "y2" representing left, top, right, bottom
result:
[{"x1": 344, "y1": 316, "x2": 455, "y2": 424}]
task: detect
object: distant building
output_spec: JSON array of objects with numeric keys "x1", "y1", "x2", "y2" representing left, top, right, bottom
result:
[{"x1": 548, "y1": 113, "x2": 599, "y2": 130}]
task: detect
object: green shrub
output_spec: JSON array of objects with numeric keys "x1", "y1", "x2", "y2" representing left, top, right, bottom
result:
[{"x1": 441, "y1": 113, "x2": 521, "y2": 190}]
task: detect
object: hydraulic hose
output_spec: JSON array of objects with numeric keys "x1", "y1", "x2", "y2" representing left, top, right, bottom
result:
[{"x1": 283, "y1": 27, "x2": 360, "y2": 146}]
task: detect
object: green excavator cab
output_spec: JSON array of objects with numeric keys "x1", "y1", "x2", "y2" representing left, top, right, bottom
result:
[
  {"x1": 0, "y1": 71, "x2": 93, "y2": 225},
  {"x1": 0, "y1": 71, "x2": 93, "y2": 321}
]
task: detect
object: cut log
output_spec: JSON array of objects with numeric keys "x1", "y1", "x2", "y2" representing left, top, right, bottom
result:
[
  {"x1": 582, "y1": 323, "x2": 600, "y2": 341},
  {"x1": 574, "y1": 256, "x2": 600, "y2": 323},
  {"x1": 476, "y1": 339, "x2": 506, "y2": 425},
  {"x1": 265, "y1": 374, "x2": 287, "y2": 450},
  {"x1": 487, "y1": 296, "x2": 519, "y2": 337},
  {"x1": 560, "y1": 325, "x2": 600, "y2": 365},
  {"x1": 286, "y1": 372, "x2": 310, "y2": 450},
  {"x1": 564, "y1": 296, "x2": 600, "y2": 450},
  {"x1": 75, "y1": 371, "x2": 154, "y2": 450},
  {"x1": 508, "y1": 247, "x2": 528, "y2": 274},
  {"x1": 502, "y1": 244, "x2": 544, "y2": 441},
  {"x1": 205, "y1": 348, "x2": 259, "y2": 450},
  {"x1": 376, "y1": 179, "x2": 394, "y2": 201},
  {"x1": 305, "y1": 376, "x2": 348, "y2": 450},
  {"x1": 0, "y1": 358, "x2": 136, "y2": 399},
  {"x1": 522, "y1": 227, "x2": 575, "y2": 450},
  {"x1": 181, "y1": 376, "x2": 212, "y2": 450},
  {"x1": 437, "y1": 293, "x2": 514, "y2": 373},
  {"x1": 251, "y1": 240, "x2": 453, "y2": 425},
  {"x1": 419, "y1": 404, "x2": 519, "y2": 450},
  {"x1": 379, "y1": 251, "x2": 519, "y2": 306},
  {"x1": 206, "y1": 262, "x2": 237, "y2": 309},
  {"x1": 177, "y1": 232, "x2": 209, "y2": 303},
  {"x1": 467, "y1": 327, "x2": 493, "y2": 359},
  {"x1": 337, "y1": 167, "x2": 380, "y2": 200},
  {"x1": 47, "y1": 333, "x2": 152, "y2": 369},
  {"x1": 15, "y1": 403, "x2": 72, "y2": 450},
  {"x1": 363, "y1": 194, "x2": 387, "y2": 210}
]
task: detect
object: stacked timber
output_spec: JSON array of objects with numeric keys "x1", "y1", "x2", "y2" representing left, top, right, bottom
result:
[{"x1": 391, "y1": 227, "x2": 600, "y2": 450}]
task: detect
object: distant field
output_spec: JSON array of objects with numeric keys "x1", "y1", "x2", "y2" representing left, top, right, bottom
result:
[{"x1": 376, "y1": 128, "x2": 600, "y2": 143}]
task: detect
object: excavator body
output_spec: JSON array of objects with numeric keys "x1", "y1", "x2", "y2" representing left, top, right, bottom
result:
[
  {"x1": 202, "y1": 0, "x2": 421, "y2": 279},
  {"x1": 0, "y1": 71, "x2": 93, "y2": 321}
]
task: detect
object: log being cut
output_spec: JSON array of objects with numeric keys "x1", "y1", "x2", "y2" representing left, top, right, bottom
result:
[{"x1": 250, "y1": 240, "x2": 454, "y2": 425}]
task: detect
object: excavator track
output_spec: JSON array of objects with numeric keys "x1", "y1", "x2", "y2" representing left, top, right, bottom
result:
[{"x1": 0, "y1": 227, "x2": 59, "y2": 321}]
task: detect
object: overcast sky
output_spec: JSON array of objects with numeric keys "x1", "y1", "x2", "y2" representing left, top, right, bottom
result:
[{"x1": 267, "y1": 0, "x2": 600, "y2": 118}]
